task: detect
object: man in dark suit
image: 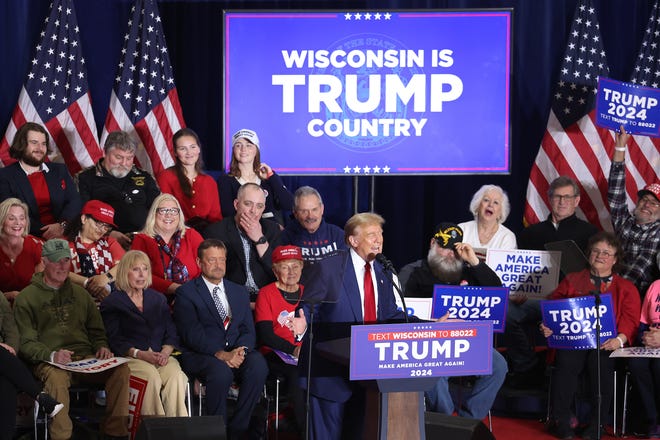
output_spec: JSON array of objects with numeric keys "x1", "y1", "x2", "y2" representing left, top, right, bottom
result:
[
  {"x1": 174, "y1": 239, "x2": 268, "y2": 439},
  {"x1": 204, "y1": 182, "x2": 280, "y2": 301},
  {"x1": 293, "y1": 212, "x2": 411, "y2": 439},
  {"x1": 0, "y1": 122, "x2": 80, "y2": 238}
]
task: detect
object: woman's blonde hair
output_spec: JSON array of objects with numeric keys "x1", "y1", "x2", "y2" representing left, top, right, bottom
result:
[
  {"x1": 114, "y1": 250, "x2": 153, "y2": 292},
  {"x1": 141, "y1": 193, "x2": 186, "y2": 237},
  {"x1": 0, "y1": 198, "x2": 30, "y2": 237}
]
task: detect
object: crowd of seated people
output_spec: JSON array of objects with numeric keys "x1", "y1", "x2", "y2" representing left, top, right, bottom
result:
[{"x1": 0, "y1": 121, "x2": 657, "y2": 440}]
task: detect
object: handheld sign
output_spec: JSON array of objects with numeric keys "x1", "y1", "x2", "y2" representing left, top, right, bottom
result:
[
  {"x1": 47, "y1": 357, "x2": 129, "y2": 373},
  {"x1": 404, "y1": 297, "x2": 433, "y2": 320},
  {"x1": 596, "y1": 77, "x2": 660, "y2": 136},
  {"x1": 430, "y1": 285, "x2": 508, "y2": 332},
  {"x1": 349, "y1": 321, "x2": 493, "y2": 380},
  {"x1": 486, "y1": 249, "x2": 561, "y2": 300},
  {"x1": 541, "y1": 294, "x2": 617, "y2": 349}
]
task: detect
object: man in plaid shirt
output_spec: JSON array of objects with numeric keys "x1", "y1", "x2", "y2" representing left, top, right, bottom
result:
[{"x1": 608, "y1": 126, "x2": 660, "y2": 297}]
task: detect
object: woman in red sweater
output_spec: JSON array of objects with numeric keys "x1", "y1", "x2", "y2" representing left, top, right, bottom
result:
[
  {"x1": 157, "y1": 128, "x2": 222, "y2": 232},
  {"x1": 131, "y1": 194, "x2": 203, "y2": 299},
  {"x1": 541, "y1": 231, "x2": 641, "y2": 440},
  {"x1": 0, "y1": 198, "x2": 43, "y2": 303},
  {"x1": 255, "y1": 245, "x2": 305, "y2": 434}
]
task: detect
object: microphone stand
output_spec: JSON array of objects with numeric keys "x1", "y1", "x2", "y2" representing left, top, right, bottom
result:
[
  {"x1": 592, "y1": 278, "x2": 602, "y2": 440},
  {"x1": 376, "y1": 254, "x2": 409, "y2": 323},
  {"x1": 304, "y1": 306, "x2": 314, "y2": 440}
]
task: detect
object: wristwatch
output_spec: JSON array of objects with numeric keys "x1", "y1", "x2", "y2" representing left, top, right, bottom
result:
[{"x1": 253, "y1": 235, "x2": 267, "y2": 245}]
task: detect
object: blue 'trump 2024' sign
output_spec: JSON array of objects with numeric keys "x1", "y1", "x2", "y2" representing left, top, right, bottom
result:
[{"x1": 224, "y1": 11, "x2": 511, "y2": 175}]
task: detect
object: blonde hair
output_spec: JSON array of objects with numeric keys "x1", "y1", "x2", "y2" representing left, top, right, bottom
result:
[
  {"x1": 344, "y1": 212, "x2": 385, "y2": 245},
  {"x1": 0, "y1": 198, "x2": 30, "y2": 237},
  {"x1": 114, "y1": 250, "x2": 152, "y2": 292},
  {"x1": 141, "y1": 193, "x2": 187, "y2": 237}
]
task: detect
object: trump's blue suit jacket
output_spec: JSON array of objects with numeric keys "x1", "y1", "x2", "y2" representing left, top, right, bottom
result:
[
  {"x1": 100, "y1": 287, "x2": 180, "y2": 357},
  {"x1": 0, "y1": 161, "x2": 80, "y2": 236},
  {"x1": 173, "y1": 276, "x2": 256, "y2": 360},
  {"x1": 299, "y1": 250, "x2": 413, "y2": 403}
]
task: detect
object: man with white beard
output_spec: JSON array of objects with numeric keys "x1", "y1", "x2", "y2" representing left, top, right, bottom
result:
[
  {"x1": 403, "y1": 223, "x2": 506, "y2": 421},
  {"x1": 77, "y1": 131, "x2": 160, "y2": 248},
  {"x1": 404, "y1": 223, "x2": 502, "y2": 295}
]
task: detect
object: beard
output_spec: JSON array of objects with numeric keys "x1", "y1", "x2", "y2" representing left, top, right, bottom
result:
[
  {"x1": 427, "y1": 248, "x2": 464, "y2": 285},
  {"x1": 21, "y1": 150, "x2": 45, "y2": 167},
  {"x1": 108, "y1": 165, "x2": 130, "y2": 178}
]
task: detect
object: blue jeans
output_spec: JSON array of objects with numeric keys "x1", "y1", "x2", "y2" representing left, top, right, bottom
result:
[{"x1": 425, "y1": 350, "x2": 507, "y2": 419}]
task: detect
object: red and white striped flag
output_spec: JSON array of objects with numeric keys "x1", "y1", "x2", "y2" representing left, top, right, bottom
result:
[
  {"x1": 101, "y1": 0, "x2": 184, "y2": 176},
  {"x1": 524, "y1": 0, "x2": 660, "y2": 230},
  {"x1": 0, "y1": 0, "x2": 102, "y2": 175}
]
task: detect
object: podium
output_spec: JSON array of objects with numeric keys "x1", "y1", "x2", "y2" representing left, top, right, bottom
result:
[
  {"x1": 317, "y1": 337, "x2": 437, "y2": 440},
  {"x1": 316, "y1": 321, "x2": 494, "y2": 440}
]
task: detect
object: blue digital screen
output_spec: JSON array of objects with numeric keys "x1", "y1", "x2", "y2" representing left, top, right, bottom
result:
[{"x1": 224, "y1": 10, "x2": 512, "y2": 175}]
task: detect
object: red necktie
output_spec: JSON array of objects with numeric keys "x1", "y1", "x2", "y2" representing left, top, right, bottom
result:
[{"x1": 363, "y1": 262, "x2": 376, "y2": 323}]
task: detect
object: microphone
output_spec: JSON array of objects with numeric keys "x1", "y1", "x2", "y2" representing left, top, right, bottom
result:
[
  {"x1": 375, "y1": 253, "x2": 394, "y2": 272},
  {"x1": 375, "y1": 253, "x2": 409, "y2": 323}
]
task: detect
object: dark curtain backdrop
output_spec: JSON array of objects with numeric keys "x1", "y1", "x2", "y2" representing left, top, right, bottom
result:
[{"x1": 0, "y1": 0, "x2": 654, "y2": 268}]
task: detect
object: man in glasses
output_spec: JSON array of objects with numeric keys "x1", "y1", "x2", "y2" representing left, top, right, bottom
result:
[
  {"x1": 77, "y1": 131, "x2": 160, "y2": 249},
  {"x1": 203, "y1": 183, "x2": 281, "y2": 303},
  {"x1": 609, "y1": 126, "x2": 660, "y2": 296},
  {"x1": 518, "y1": 176, "x2": 598, "y2": 253}
]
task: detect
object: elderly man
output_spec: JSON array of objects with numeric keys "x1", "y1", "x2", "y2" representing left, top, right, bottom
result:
[
  {"x1": 77, "y1": 131, "x2": 160, "y2": 248},
  {"x1": 280, "y1": 186, "x2": 346, "y2": 262},
  {"x1": 14, "y1": 239, "x2": 130, "y2": 440},
  {"x1": 0, "y1": 122, "x2": 80, "y2": 238},
  {"x1": 510, "y1": 176, "x2": 598, "y2": 385},
  {"x1": 609, "y1": 126, "x2": 660, "y2": 296},
  {"x1": 174, "y1": 239, "x2": 268, "y2": 439},
  {"x1": 292, "y1": 212, "x2": 417, "y2": 439},
  {"x1": 404, "y1": 223, "x2": 507, "y2": 421},
  {"x1": 203, "y1": 182, "x2": 281, "y2": 301}
]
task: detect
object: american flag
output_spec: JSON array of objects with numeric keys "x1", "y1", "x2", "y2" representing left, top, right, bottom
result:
[
  {"x1": 524, "y1": 0, "x2": 660, "y2": 230},
  {"x1": 101, "y1": 0, "x2": 184, "y2": 176},
  {"x1": 0, "y1": 0, "x2": 102, "y2": 175}
]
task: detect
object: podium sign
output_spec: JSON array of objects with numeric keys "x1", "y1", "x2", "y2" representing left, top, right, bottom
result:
[{"x1": 349, "y1": 321, "x2": 493, "y2": 381}]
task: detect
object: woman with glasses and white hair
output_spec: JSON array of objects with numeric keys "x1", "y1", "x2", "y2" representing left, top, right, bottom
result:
[
  {"x1": 458, "y1": 184, "x2": 516, "y2": 256},
  {"x1": 0, "y1": 198, "x2": 44, "y2": 303},
  {"x1": 64, "y1": 200, "x2": 125, "y2": 302},
  {"x1": 131, "y1": 193, "x2": 203, "y2": 298}
]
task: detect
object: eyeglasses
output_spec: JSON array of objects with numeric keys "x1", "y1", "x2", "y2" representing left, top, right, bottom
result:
[
  {"x1": 550, "y1": 194, "x2": 578, "y2": 202},
  {"x1": 88, "y1": 216, "x2": 112, "y2": 232},
  {"x1": 156, "y1": 207, "x2": 180, "y2": 216},
  {"x1": 590, "y1": 248, "x2": 614, "y2": 258},
  {"x1": 639, "y1": 195, "x2": 660, "y2": 208}
]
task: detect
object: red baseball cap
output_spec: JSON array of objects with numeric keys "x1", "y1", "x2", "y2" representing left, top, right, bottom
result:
[
  {"x1": 272, "y1": 245, "x2": 303, "y2": 264},
  {"x1": 638, "y1": 183, "x2": 660, "y2": 202},
  {"x1": 81, "y1": 200, "x2": 117, "y2": 228}
]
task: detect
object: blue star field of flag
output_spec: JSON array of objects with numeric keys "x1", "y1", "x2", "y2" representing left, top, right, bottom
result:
[
  {"x1": 26, "y1": 0, "x2": 89, "y2": 120},
  {"x1": 114, "y1": 0, "x2": 176, "y2": 124},
  {"x1": 551, "y1": 0, "x2": 609, "y2": 128}
]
